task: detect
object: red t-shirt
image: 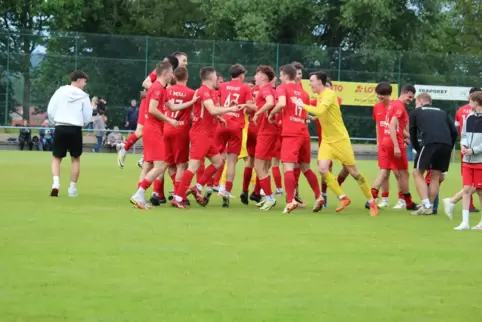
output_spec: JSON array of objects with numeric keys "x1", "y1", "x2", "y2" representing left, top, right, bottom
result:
[
  {"x1": 373, "y1": 102, "x2": 389, "y2": 143},
  {"x1": 250, "y1": 86, "x2": 260, "y2": 120},
  {"x1": 276, "y1": 83, "x2": 310, "y2": 138},
  {"x1": 138, "y1": 98, "x2": 148, "y2": 123},
  {"x1": 256, "y1": 83, "x2": 277, "y2": 136},
  {"x1": 382, "y1": 100, "x2": 408, "y2": 148},
  {"x1": 219, "y1": 80, "x2": 251, "y2": 129},
  {"x1": 191, "y1": 84, "x2": 217, "y2": 136},
  {"x1": 148, "y1": 68, "x2": 156, "y2": 83},
  {"x1": 144, "y1": 81, "x2": 167, "y2": 132},
  {"x1": 455, "y1": 104, "x2": 471, "y2": 134},
  {"x1": 164, "y1": 84, "x2": 195, "y2": 134}
]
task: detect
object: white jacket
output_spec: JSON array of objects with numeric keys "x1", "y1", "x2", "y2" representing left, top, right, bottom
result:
[{"x1": 47, "y1": 85, "x2": 92, "y2": 127}]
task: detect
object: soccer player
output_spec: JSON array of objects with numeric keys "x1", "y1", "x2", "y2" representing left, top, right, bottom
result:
[
  {"x1": 293, "y1": 71, "x2": 378, "y2": 216},
  {"x1": 454, "y1": 91, "x2": 482, "y2": 230},
  {"x1": 268, "y1": 64, "x2": 324, "y2": 214},
  {"x1": 443, "y1": 87, "x2": 482, "y2": 217},
  {"x1": 171, "y1": 67, "x2": 241, "y2": 208},
  {"x1": 130, "y1": 62, "x2": 181, "y2": 209},
  {"x1": 47, "y1": 70, "x2": 92, "y2": 197},
  {"x1": 142, "y1": 53, "x2": 187, "y2": 89},
  {"x1": 409, "y1": 93, "x2": 457, "y2": 215},
  {"x1": 271, "y1": 77, "x2": 284, "y2": 196},
  {"x1": 251, "y1": 65, "x2": 278, "y2": 210},
  {"x1": 214, "y1": 64, "x2": 252, "y2": 207},
  {"x1": 162, "y1": 66, "x2": 195, "y2": 206}
]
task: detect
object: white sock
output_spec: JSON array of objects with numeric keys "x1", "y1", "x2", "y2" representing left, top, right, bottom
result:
[
  {"x1": 135, "y1": 187, "x2": 146, "y2": 199},
  {"x1": 339, "y1": 194, "x2": 346, "y2": 200},
  {"x1": 120, "y1": 148, "x2": 127, "y2": 156},
  {"x1": 266, "y1": 195, "x2": 275, "y2": 202},
  {"x1": 69, "y1": 182, "x2": 76, "y2": 190},
  {"x1": 174, "y1": 195, "x2": 182, "y2": 202},
  {"x1": 196, "y1": 183, "x2": 203, "y2": 191},
  {"x1": 277, "y1": 188, "x2": 283, "y2": 193},
  {"x1": 219, "y1": 185, "x2": 226, "y2": 193},
  {"x1": 383, "y1": 197, "x2": 389, "y2": 202},
  {"x1": 53, "y1": 176, "x2": 60, "y2": 187},
  {"x1": 322, "y1": 192, "x2": 327, "y2": 197},
  {"x1": 462, "y1": 210, "x2": 470, "y2": 226},
  {"x1": 422, "y1": 199, "x2": 431, "y2": 208}
]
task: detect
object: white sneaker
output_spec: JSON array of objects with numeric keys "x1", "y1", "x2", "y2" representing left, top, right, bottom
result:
[
  {"x1": 378, "y1": 200, "x2": 390, "y2": 208},
  {"x1": 411, "y1": 206, "x2": 433, "y2": 216},
  {"x1": 118, "y1": 150, "x2": 126, "y2": 169},
  {"x1": 454, "y1": 223, "x2": 470, "y2": 231},
  {"x1": 137, "y1": 157, "x2": 144, "y2": 168},
  {"x1": 443, "y1": 198, "x2": 455, "y2": 220},
  {"x1": 393, "y1": 199, "x2": 406, "y2": 209},
  {"x1": 471, "y1": 223, "x2": 482, "y2": 230},
  {"x1": 68, "y1": 188, "x2": 78, "y2": 197}
]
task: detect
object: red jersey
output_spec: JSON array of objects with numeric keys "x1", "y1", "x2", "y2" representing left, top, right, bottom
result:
[
  {"x1": 191, "y1": 84, "x2": 217, "y2": 136},
  {"x1": 276, "y1": 83, "x2": 310, "y2": 137},
  {"x1": 373, "y1": 102, "x2": 389, "y2": 142},
  {"x1": 164, "y1": 84, "x2": 195, "y2": 134},
  {"x1": 382, "y1": 100, "x2": 408, "y2": 148},
  {"x1": 255, "y1": 83, "x2": 277, "y2": 136},
  {"x1": 148, "y1": 69, "x2": 156, "y2": 83},
  {"x1": 455, "y1": 104, "x2": 471, "y2": 134},
  {"x1": 144, "y1": 81, "x2": 167, "y2": 132},
  {"x1": 219, "y1": 80, "x2": 251, "y2": 129},
  {"x1": 212, "y1": 90, "x2": 221, "y2": 106},
  {"x1": 138, "y1": 98, "x2": 148, "y2": 123}
]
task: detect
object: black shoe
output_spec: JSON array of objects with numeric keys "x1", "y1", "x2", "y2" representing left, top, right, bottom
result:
[
  {"x1": 470, "y1": 207, "x2": 480, "y2": 213},
  {"x1": 294, "y1": 195, "x2": 305, "y2": 205},
  {"x1": 159, "y1": 196, "x2": 166, "y2": 204},
  {"x1": 365, "y1": 202, "x2": 370, "y2": 210},
  {"x1": 250, "y1": 192, "x2": 262, "y2": 203},
  {"x1": 240, "y1": 191, "x2": 249, "y2": 205},
  {"x1": 432, "y1": 210, "x2": 438, "y2": 215},
  {"x1": 222, "y1": 195, "x2": 230, "y2": 208},
  {"x1": 406, "y1": 203, "x2": 419, "y2": 211},
  {"x1": 168, "y1": 195, "x2": 174, "y2": 201},
  {"x1": 150, "y1": 195, "x2": 161, "y2": 206},
  {"x1": 183, "y1": 199, "x2": 191, "y2": 207},
  {"x1": 204, "y1": 190, "x2": 213, "y2": 203},
  {"x1": 213, "y1": 186, "x2": 219, "y2": 192}
]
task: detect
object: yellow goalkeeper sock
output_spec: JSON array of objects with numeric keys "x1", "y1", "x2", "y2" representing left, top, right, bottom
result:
[
  {"x1": 251, "y1": 169, "x2": 257, "y2": 185},
  {"x1": 321, "y1": 172, "x2": 344, "y2": 197},
  {"x1": 355, "y1": 173, "x2": 372, "y2": 200},
  {"x1": 220, "y1": 162, "x2": 228, "y2": 185}
]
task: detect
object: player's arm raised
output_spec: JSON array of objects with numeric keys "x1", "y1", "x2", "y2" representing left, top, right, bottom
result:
[
  {"x1": 148, "y1": 98, "x2": 177, "y2": 126},
  {"x1": 142, "y1": 76, "x2": 152, "y2": 89},
  {"x1": 166, "y1": 91, "x2": 199, "y2": 111}
]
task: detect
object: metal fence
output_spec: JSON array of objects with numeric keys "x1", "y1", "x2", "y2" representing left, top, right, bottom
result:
[{"x1": 0, "y1": 32, "x2": 479, "y2": 138}]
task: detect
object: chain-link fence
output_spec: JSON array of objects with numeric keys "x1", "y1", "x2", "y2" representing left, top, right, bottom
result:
[{"x1": 1, "y1": 32, "x2": 480, "y2": 138}]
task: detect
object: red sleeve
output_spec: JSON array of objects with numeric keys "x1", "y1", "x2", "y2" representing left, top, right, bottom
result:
[
  {"x1": 200, "y1": 88, "x2": 211, "y2": 103},
  {"x1": 310, "y1": 99, "x2": 317, "y2": 106},
  {"x1": 302, "y1": 92, "x2": 310, "y2": 105},
  {"x1": 455, "y1": 109, "x2": 461, "y2": 125},
  {"x1": 148, "y1": 69, "x2": 156, "y2": 82},
  {"x1": 392, "y1": 102, "x2": 404, "y2": 119},
  {"x1": 275, "y1": 85, "x2": 286, "y2": 98},
  {"x1": 186, "y1": 88, "x2": 195, "y2": 101},
  {"x1": 260, "y1": 87, "x2": 272, "y2": 100},
  {"x1": 337, "y1": 97, "x2": 342, "y2": 105},
  {"x1": 372, "y1": 104, "x2": 378, "y2": 120},
  {"x1": 151, "y1": 84, "x2": 164, "y2": 102}
]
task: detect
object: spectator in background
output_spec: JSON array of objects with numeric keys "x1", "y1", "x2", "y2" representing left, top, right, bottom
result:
[
  {"x1": 125, "y1": 99, "x2": 138, "y2": 132},
  {"x1": 86, "y1": 96, "x2": 98, "y2": 136},
  {"x1": 92, "y1": 113, "x2": 106, "y2": 153},
  {"x1": 39, "y1": 120, "x2": 54, "y2": 151},
  {"x1": 18, "y1": 120, "x2": 33, "y2": 151},
  {"x1": 97, "y1": 97, "x2": 107, "y2": 116},
  {"x1": 107, "y1": 126, "x2": 126, "y2": 152}
]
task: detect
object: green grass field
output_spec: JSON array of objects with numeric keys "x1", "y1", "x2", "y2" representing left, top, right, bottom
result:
[{"x1": 1, "y1": 151, "x2": 481, "y2": 322}]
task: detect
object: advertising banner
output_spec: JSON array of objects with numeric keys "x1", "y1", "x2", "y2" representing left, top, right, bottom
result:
[{"x1": 414, "y1": 85, "x2": 471, "y2": 101}]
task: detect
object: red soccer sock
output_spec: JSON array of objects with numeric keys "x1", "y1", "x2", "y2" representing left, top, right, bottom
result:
[
  {"x1": 198, "y1": 164, "x2": 218, "y2": 187},
  {"x1": 176, "y1": 170, "x2": 194, "y2": 197},
  {"x1": 254, "y1": 177, "x2": 261, "y2": 195},
  {"x1": 272, "y1": 166, "x2": 282, "y2": 189},
  {"x1": 470, "y1": 195, "x2": 476, "y2": 209},
  {"x1": 137, "y1": 181, "x2": 142, "y2": 189},
  {"x1": 398, "y1": 191, "x2": 404, "y2": 200},
  {"x1": 284, "y1": 170, "x2": 296, "y2": 203},
  {"x1": 321, "y1": 183, "x2": 328, "y2": 194},
  {"x1": 124, "y1": 133, "x2": 139, "y2": 151},
  {"x1": 260, "y1": 176, "x2": 273, "y2": 196},
  {"x1": 175, "y1": 180, "x2": 186, "y2": 199},
  {"x1": 294, "y1": 167, "x2": 301, "y2": 186},
  {"x1": 337, "y1": 174, "x2": 347, "y2": 186},
  {"x1": 226, "y1": 181, "x2": 233, "y2": 193},
  {"x1": 242, "y1": 167, "x2": 253, "y2": 193},
  {"x1": 153, "y1": 179, "x2": 164, "y2": 197},
  {"x1": 197, "y1": 160, "x2": 205, "y2": 183},
  {"x1": 304, "y1": 169, "x2": 320, "y2": 198},
  {"x1": 381, "y1": 192, "x2": 389, "y2": 198},
  {"x1": 140, "y1": 178, "x2": 153, "y2": 190},
  {"x1": 213, "y1": 161, "x2": 225, "y2": 186},
  {"x1": 371, "y1": 188, "x2": 379, "y2": 199},
  {"x1": 403, "y1": 193, "x2": 414, "y2": 207},
  {"x1": 170, "y1": 172, "x2": 176, "y2": 184}
]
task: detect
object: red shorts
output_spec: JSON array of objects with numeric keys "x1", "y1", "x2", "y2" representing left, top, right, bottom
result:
[
  {"x1": 216, "y1": 126, "x2": 242, "y2": 155},
  {"x1": 377, "y1": 145, "x2": 390, "y2": 169},
  {"x1": 190, "y1": 131, "x2": 218, "y2": 161},
  {"x1": 462, "y1": 163, "x2": 482, "y2": 188},
  {"x1": 381, "y1": 144, "x2": 408, "y2": 171},
  {"x1": 163, "y1": 129, "x2": 190, "y2": 165},
  {"x1": 142, "y1": 128, "x2": 165, "y2": 162},
  {"x1": 460, "y1": 153, "x2": 463, "y2": 175},
  {"x1": 280, "y1": 136, "x2": 311, "y2": 164},
  {"x1": 273, "y1": 135, "x2": 282, "y2": 159},
  {"x1": 247, "y1": 124, "x2": 257, "y2": 158},
  {"x1": 255, "y1": 134, "x2": 278, "y2": 161}
]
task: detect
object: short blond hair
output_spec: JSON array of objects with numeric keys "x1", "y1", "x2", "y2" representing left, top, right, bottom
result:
[{"x1": 416, "y1": 92, "x2": 432, "y2": 105}]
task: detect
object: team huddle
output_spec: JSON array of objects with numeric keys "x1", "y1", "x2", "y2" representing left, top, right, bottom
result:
[{"x1": 114, "y1": 51, "x2": 482, "y2": 228}]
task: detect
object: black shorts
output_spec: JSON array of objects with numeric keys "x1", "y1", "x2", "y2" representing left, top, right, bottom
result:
[
  {"x1": 128, "y1": 122, "x2": 137, "y2": 131},
  {"x1": 53, "y1": 125, "x2": 83, "y2": 158},
  {"x1": 414, "y1": 143, "x2": 452, "y2": 172}
]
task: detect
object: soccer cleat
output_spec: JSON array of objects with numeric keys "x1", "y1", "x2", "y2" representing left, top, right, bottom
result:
[
  {"x1": 364, "y1": 202, "x2": 370, "y2": 210},
  {"x1": 250, "y1": 192, "x2": 262, "y2": 204},
  {"x1": 378, "y1": 200, "x2": 390, "y2": 208},
  {"x1": 117, "y1": 150, "x2": 126, "y2": 169},
  {"x1": 50, "y1": 187, "x2": 59, "y2": 197},
  {"x1": 274, "y1": 190, "x2": 284, "y2": 197},
  {"x1": 294, "y1": 194, "x2": 307, "y2": 208},
  {"x1": 203, "y1": 190, "x2": 213, "y2": 203},
  {"x1": 369, "y1": 201, "x2": 379, "y2": 217},
  {"x1": 312, "y1": 195, "x2": 325, "y2": 213},
  {"x1": 213, "y1": 186, "x2": 220, "y2": 193},
  {"x1": 411, "y1": 206, "x2": 433, "y2": 216},
  {"x1": 171, "y1": 199, "x2": 186, "y2": 209},
  {"x1": 406, "y1": 203, "x2": 420, "y2": 211},
  {"x1": 149, "y1": 194, "x2": 166, "y2": 206},
  {"x1": 393, "y1": 199, "x2": 406, "y2": 209},
  {"x1": 282, "y1": 201, "x2": 299, "y2": 214},
  {"x1": 222, "y1": 195, "x2": 230, "y2": 208},
  {"x1": 130, "y1": 197, "x2": 149, "y2": 210},
  {"x1": 240, "y1": 191, "x2": 249, "y2": 205},
  {"x1": 68, "y1": 189, "x2": 78, "y2": 197},
  {"x1": 471, "y1": 224, "x2": 482, "y2": 230},
  {"x1": 260, "y1": 199, "x2": 276, "y2": 211},
  {"x1": 454, "y1": 223, "x2": 470, "y2": 231},
  {"x1": 469, "y1": 207, "x2": 480, "y2": 213},
  {"x1": 183, "y1": 199, "x2": 191, "y2": 207},
  {"x1": 336, "y1": 196, "x2": 351, "y2": 213},
  {"x1": 256, "y1": 198, "x2": 266, "y2": 207},
  {"x1": 137, "y1": 157, "x2": 144, "y2": 168},
  {"x1": 322, "y1": 193, "x2": 328, "y2": 208},
  {"x1": 188, "y1": 186, "x2": 207, "y2": 207}
]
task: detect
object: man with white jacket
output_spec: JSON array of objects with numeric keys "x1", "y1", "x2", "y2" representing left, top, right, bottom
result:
[{"x1": 47, "y1": 71, "x2": 92, "y2": 197}]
